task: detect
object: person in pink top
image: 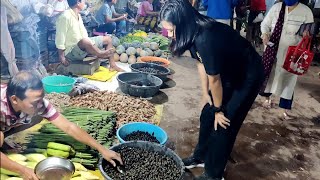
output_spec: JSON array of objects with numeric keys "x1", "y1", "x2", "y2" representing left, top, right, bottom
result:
[{"x1": 136, "y1": 0, "x2": 159, "y2": 32}]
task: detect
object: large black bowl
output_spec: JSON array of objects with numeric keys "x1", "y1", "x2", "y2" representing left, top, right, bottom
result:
[
  {"x1": 98, "y1": 141, "x2": 185, "y2": 180},
  {"x1": 130, "y1": 63, "x2": 170, "y2": 81},
  {"x1": 117, "y1": 72, "x2": 163, "y2": 98}
]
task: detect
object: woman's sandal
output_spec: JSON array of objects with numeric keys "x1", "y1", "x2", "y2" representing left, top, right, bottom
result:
[{"x1": 263, "y1": 99, "x2": 272, "y2": 108}]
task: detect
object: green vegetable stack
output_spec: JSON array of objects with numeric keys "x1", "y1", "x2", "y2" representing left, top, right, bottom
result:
[
  {"x1": 120, "y1": 35, "x2": 145, "y2": 44},
  {"x1": 47, "y1": 142, "x2": 74, "y2": 158},
  {"x1": 23, "y1": 108, "x2": 116, "y2": 168},
  {"x1": 147, "y1": 34, "x2": 170, "y2": 51}
]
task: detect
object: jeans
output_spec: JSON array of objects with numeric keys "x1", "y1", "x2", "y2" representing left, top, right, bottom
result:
[{"x1": 96, "y1": 20, "x2": 127, "y2": 36}]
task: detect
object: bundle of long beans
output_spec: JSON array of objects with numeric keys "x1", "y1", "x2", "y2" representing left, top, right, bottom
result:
[{"x1": 24, "y1": 107, "x2": 116, "y2": 168}]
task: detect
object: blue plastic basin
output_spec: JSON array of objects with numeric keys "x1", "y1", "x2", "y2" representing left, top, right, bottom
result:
[{"x1": 116, "y1": 122, "x2": 168, "y2": 145}]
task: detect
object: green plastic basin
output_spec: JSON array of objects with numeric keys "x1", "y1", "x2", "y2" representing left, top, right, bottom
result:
[{"x1": 42, "y1": 75, "x2": 75, "y2": 93}]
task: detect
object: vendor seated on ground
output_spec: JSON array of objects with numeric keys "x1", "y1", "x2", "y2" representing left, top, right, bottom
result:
[
  {"x1": 136, "y1": 0, "x2": 160, "y2": 32},
  {"x1": 95, "y1": 0, "x2": 128, "y2": 37},
  {"x1": 0, "y1": 71, "x2": 122, "y2": 180},
  {"x1": 55, "y1": 0, "x2": 123, "y2": 72}
]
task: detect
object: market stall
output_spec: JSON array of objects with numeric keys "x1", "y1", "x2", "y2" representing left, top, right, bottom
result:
[{"x1": 1, "y1": 25, "x2": 178, "y2": 179}]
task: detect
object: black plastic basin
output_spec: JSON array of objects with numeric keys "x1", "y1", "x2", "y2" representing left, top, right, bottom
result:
[
  {"x1": 98, "y1": 141, "x2": 185, "y2": 180},
  {"x1": 130, "y1": 63, "x2": 170, "y2": 81},
  {"x1": 117, "y1": 72, "x2": 163, "y2": 98}
]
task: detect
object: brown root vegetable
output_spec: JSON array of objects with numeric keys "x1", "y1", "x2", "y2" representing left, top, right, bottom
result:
[
  {"x1": 69, "y1": 91, "x2": 157, "y2": 127},
  {"x1": 45, "y1": 93, "x2": 71, "y2": 113}
]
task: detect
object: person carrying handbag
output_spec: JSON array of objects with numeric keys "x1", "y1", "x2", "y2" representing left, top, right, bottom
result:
[{"x1": 260, "y1": 0, "x2": 313, "y2": 120}]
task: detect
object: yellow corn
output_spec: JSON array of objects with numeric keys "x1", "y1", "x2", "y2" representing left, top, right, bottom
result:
[
  {"x1": 6, "y1": 178, "x2": 23, "y2": 180},
  {"x1": 25, "y1": 153, "x2": 46, "y2": 163},
  {"x1": 0, "y1": 168, "x2": 19, "y2": 176},
  {"x1": 0, "y1": 174, "x2": 9, "y2": 180},
  {"x1": 7, "y1": 154, "x2": 27, "y2": 162},
  {"x1": 26, "y1": 162, "x2": 38, "y2": 169}
]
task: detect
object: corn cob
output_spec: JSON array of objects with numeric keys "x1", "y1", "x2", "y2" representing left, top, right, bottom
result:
[
  {"x1": 25, "y1": 154, "x2": 46, "y2": 162},
  {"x1": 7, "y1": 154, "x2": 27, "y2": 162},
  {"x1": 0, "y1": 174, "x2": 9, "y2": 179},
  {"x1": 0, "y1": 168, "x2": 19, "y2": 176},
  {"x1": 26, "y1": 162, "x2": 37, "y2": 169}
]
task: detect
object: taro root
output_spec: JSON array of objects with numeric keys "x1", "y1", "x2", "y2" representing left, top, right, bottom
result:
[
  {"x1": 103, "y1": 147, "x2": 181, "y2": 180},
  {"x1": 124, "y1": 131, "x2": 160, "y2": 143}
]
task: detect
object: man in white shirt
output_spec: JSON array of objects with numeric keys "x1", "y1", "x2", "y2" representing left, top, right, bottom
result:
[{"x1": 55, "y1": 0, "x2": 123, "y2": 71}]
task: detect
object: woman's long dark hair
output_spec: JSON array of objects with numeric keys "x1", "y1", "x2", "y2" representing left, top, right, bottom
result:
[{"x1": 160, "y1": 0, "x2": 215, "y2": 56}]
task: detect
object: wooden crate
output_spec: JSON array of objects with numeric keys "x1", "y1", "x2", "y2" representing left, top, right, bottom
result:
[{"x1": 55, "y1": 59, "x2": 100, "y2": 75}]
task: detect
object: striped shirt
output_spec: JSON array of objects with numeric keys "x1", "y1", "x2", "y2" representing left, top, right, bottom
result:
[{"x1": 0, "y1": 84, "x2": 59, "y2": 132}]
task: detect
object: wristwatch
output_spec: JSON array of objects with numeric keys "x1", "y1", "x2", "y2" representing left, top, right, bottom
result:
[{"x1": 213, "y1": 106, "x2": 223, "y2": 113}]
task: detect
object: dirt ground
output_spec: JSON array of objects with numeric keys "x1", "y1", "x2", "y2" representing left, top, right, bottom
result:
[{"x1": 156, "y1": 56, "x2": 320, "y2": 180}]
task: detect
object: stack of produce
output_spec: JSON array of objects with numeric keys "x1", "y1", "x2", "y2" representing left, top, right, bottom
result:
[
  {"x1": 1, "y1": 153, "x2": 46, "y2": 179},
  {"x1": 0, "y1": 153, "x2": 100, "y2": 180},
  {"x1": 46, "y1": 142, "x2": 74, "y2": 159},
  {"x1": 147, "y1": 32, "x2": 170, "y2": 51},
  {"x1": 69, "y1": 91, "x2": 157, "y2": 128},
  {"x1": 44, "y1": 93, "x2": 71, "y2": 113},
  {"x1": 46, "y1": 142, "x2": 98, "y2": 169},
  {"x1": 23, "y1": 108, "x2": 116, "y2": 168},
  {"x1": 112, "y1": 31, "x2": 171, "y2": 64},
  {"x1": 130, "y1": 30, "x2": 148, "y2": 38}
]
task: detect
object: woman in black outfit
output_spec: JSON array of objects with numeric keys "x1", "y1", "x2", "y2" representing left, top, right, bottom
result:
[{"x1": 160, "y1": 0, "x2": 265, "y2": 179}]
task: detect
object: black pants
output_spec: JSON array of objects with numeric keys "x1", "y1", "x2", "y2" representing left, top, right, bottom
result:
[{"x1": 193, "y1": 75, "x2": 264, "y2": 179}]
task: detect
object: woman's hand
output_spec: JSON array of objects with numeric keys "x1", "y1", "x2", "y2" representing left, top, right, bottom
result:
[
  {"x1": 214, "y1": 112, "x2": 230, "y2": 131},
  {"x1": 101, "y1": 149, "x2": 123, "y2": 167}
]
